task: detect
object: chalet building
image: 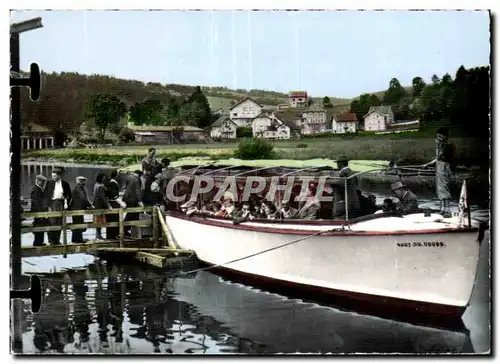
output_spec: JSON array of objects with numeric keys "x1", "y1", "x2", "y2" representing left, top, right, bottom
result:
[
  {"x1": 363, "y1": 106, "x2": 394, "y2": 132},
  {"x1": 331, "y1": 113, "x2": 358, "y2": 134},
  {"x1": 129, "y1": 125, "x2": 205, "y2": 144},
  {"x1": 289, "y1": 91, "x2": 308, "y2": 108},
  {"x1": 301, "y1": 105, "x2": 327, "y2": 135},
  {"x1": 275, "y1": 110, "x2": 302, "y2": 138},
  {"x1": 228, "y1": 97, "x2": 263, "y2": 126},
  {"x1": 21, "y1": 123, "x2": 54, "y2": 150},
  {"x1": 252, "y1": 114, "x2": 291, "y2": 140},
  {"x1": 210, "y1": 115, "x2": 238, "y2": 140}
]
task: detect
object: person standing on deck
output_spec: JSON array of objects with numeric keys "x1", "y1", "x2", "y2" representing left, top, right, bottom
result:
[
  {"x1": 332, "y1": 155, "x2": 361, "y2": 219},
  {"x1": 92, "y1": 173, "x2": 111, "y2": 241},
  {"x1": 141, "y1": 148, "x2": 158, "y2": 189},
  {"x1": 30, "y1": 175, "x2": 48, "y2": 246},
  {"x1": 70, "y1": 176, "x2": 92, "y2": 244},
  {"x1": 422, "y1": 127, "x2": 456, "y2": 218},
  {"x1": 391, "y1": 181, "x2": 419, "y2": 214},
  {"x1": 45, "y1": 168, "x2": 72, "y2": 246},
  {"x1": 122, "y1": 170, "x2": 144, "y2": 238},
  {"x1": 105, "y1": 170, "x2": 121, "y2": 240}
]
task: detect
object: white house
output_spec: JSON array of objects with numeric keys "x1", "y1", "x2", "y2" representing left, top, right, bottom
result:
[
  {"x1": 363, "y1": 106, "x2": 394, "y2": 132},
  {"x1": 301, "y1": 105, "x2": 327, "y2": 135},
  {"x1": 252, "y1": 114, "x2": 290, "y2": 140},
  {"x1": 228, "y1": 97, "x2": 263, "y2": 126},
  {"x1": 288, "y1": 91, "x2": 308, "y2": 108},
  {"x1": 210, "y1": 115, "x2": 238, "y2": 139},
  {"x1": 331, "y1": 112, "x2": 358, "y2": 134}
]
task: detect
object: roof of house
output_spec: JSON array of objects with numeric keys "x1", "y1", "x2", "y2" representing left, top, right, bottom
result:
[
  {"x1": 211, "y1": 115, "x2": 238, "y2": 128},
  {"x1": 228, "y1": 96, "x2": 263, "y2": 110},
  {"x1": 289, "y1": 91, "x2": 308, "y2": 98},
  {"x1": 23, "y1": 123, "x2": 51, "y2": 134},
  {"x1": 303, "y1": 104, "x2": 326, "y2": 113},
  {"x1": 364, "y1": 105, "x2": 393, "y2": 118},
  {"x1": 274, "y1": 110, "x2": 302, "y2": 130},
  {"x1": 129, "y1": 125, "x2": 204, "y2": 132},
  {"x1": 335, "y1": 112, "x2": 358, "y2": 123}
]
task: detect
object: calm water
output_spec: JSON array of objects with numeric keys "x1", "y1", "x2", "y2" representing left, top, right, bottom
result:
[{"x1": 17, "y1": 163, "x2": 491, "y2": 354}]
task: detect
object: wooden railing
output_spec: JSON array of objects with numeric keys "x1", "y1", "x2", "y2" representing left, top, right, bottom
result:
[{"x1": 21, "y1": 206, "x2": 155, "y2": 248}]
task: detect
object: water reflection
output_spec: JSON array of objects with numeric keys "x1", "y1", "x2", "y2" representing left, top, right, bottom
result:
[{"x1": 20, "y1": 260, "x2": 478, "y2": 355}]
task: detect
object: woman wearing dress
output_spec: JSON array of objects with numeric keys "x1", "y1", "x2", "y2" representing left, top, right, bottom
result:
[{"x1": 93, "y1": 172, "x2": 111, "y2": 240}]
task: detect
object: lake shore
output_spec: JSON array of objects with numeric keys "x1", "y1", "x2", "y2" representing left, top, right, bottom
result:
[{"x1": 22, "y1": 134, "x2": 481, "y2": 167}]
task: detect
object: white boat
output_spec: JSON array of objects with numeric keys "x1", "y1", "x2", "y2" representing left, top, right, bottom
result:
[{"x1": 164, "y1": 165, "x2": 486, "y2": 318}]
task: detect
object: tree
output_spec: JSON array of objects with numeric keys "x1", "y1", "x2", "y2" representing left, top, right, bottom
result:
[
  {"x1": 129, "y1": 98, "x2": 165, "y2": 126},
  {"x1": 323, "y1": 96, "x2": 333, "y2": 108},
  {"x1": 412, "y1": 77, "x2": 427, "y2": 97},
  {"x1": 383, "y1": 78, "x2": 406, "y2": 105},
  {"x1": 179, "y1": 101, "x2": 207, "y2": 127},
  {"x1": 86, "y1": 94, "x2": 128, "y2": 140},
  {"x1": 186, "y1": 86, "x2": 212, "y2": 128},
  {"x1": 431, "y1": 74, "x2": 440, "y2": 84},
  {"x1": 350, "y1": 93, "x2": 381, "y2": 128}
]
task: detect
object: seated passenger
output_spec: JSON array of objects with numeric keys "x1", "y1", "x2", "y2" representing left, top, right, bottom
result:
[
  {"x1": 279, "y1": 200, "x2": 298, "y2": 219},
  {"x1": 206, "y1": 201, "x2": 222, "y2": 216},
  {"x1": 375, "y1": 198, "x2": 397, "y2": 214},
  {"x1": 358, "y1": 190, "x2": 377, "y2": 216},
  {"x1": 262, "y1": 202, "x2": 279, "y2": 219},
  {"x1": 180, "y1": 200, "x2": 199, "y2": 215},
  {"x1": 297, "y1": 186, "x2": 321, "y2": 220},
  {"x1": 216, "y1": 194, "x2": 236, "y2": 218},
  {"x1": 391, "y1": 181, "x2": 419, "y2": 214},
  {"x1": 233, "y1": 201, "x2": 256, "y2": 224}
]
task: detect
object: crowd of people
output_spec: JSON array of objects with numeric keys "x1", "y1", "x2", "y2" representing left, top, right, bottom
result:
[
  {"x1": 27, "y1": 147, "x2": 425, "y2": 246},
  {"x1": 28, "y1": 148, "x2": 175, "y2": 246},
  {"x1": 177, "y1": 155, "x2": 421, "y2": 224}
]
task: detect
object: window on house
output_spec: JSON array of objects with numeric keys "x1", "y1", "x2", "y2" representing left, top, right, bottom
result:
[
  {"x1": 232, "y1": 113, "x2": 237, "y2": 117},
  {"x1": 298, "y1": 98, "x2": 303, "y2": 101}
]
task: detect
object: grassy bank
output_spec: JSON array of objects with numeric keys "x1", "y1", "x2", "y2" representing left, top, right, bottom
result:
[{"x1": 23, "y1": 134, "x2": 480, "y2": 167}]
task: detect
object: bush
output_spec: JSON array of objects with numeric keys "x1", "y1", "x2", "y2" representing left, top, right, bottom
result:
[
  {"x1": 234, "y1": 137, "x2": 274, "y2": 160},
  {"x1": 118, "y1": 127, "x2": 136, "y2": 143},
  {"x1": 296, "y1": 143, "x2": 308, "y2": 148},
  {"x1": 236, "y1": 126, "x2": 253, "y2": 138}
]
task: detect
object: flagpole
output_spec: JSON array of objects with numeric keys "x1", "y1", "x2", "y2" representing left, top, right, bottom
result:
[{"x1": 466, "y1": 178, "x2": 472, "y2": 230}]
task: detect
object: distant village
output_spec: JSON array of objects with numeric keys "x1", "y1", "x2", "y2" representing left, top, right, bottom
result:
[
  {"x1": 21, "y1": 90, "x2": 420, "y2": 150},
  {"x1": 210, "y1": 91, "x2": 420, "y2": 140}
]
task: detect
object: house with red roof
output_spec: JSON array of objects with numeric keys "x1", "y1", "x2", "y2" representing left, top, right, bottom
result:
[
  {"x1": 332, "y1": 112, "x2": 358, "y2": 134},
  {"x1": 288, "y1": 91, "x2": 308, "y2": 108}
]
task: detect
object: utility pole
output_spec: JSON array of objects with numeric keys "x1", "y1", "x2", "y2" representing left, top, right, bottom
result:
[{"x1": 10, "y1": 17, "x2": 43, "y2": 354}]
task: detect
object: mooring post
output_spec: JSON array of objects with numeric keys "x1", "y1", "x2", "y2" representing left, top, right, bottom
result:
[
  {"x1": 119, "y1": 209, "x2": 124, "y2": 248},
  {"x1": 152, "y1": 206, "x2": 159, "y2": 248},
  {"x1": 62, "y1": 209, "x2": 67, "y2": 258}
]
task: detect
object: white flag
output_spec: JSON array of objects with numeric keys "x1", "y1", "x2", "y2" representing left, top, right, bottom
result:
[{"x1": 458, "y1": 179, "x2": 468, "y2": 227}]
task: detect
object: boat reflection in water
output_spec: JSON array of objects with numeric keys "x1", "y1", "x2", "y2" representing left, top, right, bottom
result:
[{"x1": 21, "y1": 260, "x2": 475, "y2": 354}]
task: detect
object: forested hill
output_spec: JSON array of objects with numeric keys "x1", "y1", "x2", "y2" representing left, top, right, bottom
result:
[{"x1": 19, "y1": 72, "x2": 354, "y2": 134}]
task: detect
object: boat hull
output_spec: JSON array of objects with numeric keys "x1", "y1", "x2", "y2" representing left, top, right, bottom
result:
[{"x1": 165, "y1": 213, "x2": 480, "y2": 317}]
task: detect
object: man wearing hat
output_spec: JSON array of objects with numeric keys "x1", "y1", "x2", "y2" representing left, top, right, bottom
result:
[
  {"x1": 45, "y1": 168, "x2": 72, "y2": 245},
  {"x1": 391, "y1": 181, "x2": 419, "y2": 214},
  {"x1": 70, "y1": 176, "x2": 92, "y2": 243},
  {"x1": 332, "y1": 155, "x2": 361, "y2": 219},
  {"x1": 30, "y1": 175, "x2": 48, "y2": 246}
]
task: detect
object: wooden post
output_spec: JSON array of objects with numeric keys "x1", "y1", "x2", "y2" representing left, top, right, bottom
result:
[
  {"x1": 119, "y1": 208, "x2": 124, "y2": 248},
  {"x1": 62, "y1": 209, "x2": 67, "y2": 258},
  {"x1": 152, "y1": 206, "x2": 159, "y2": 248}
]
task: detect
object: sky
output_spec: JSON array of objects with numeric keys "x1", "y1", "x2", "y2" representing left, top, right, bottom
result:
[{"x1": 10, "y1": 10, "x2": 490, "y2": 98}]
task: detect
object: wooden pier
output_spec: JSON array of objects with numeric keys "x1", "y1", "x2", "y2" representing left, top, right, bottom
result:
[{"x1": 20, "y1": 206, "x2": 195, "y2": 269}]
